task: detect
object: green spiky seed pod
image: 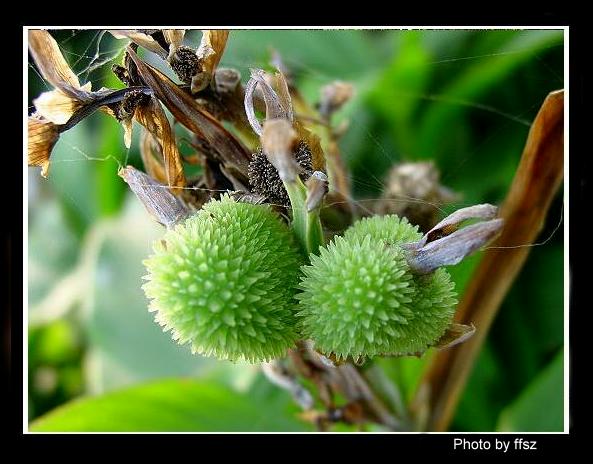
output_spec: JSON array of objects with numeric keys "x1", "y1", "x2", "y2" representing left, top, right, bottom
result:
[
  {"x1": 343, "y1": 214, "x2": 423, "y2": 245},
  {"x1": 143, "y1": 195, "x2": 304, "y2": 363},
  {"x1": 297, "y1": 215, "x2": 457, "y2": 360}
]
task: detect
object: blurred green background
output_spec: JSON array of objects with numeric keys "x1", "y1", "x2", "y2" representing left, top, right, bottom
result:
[{"x1": 27, "y1": 29, "x2": 565, "y2": 432}]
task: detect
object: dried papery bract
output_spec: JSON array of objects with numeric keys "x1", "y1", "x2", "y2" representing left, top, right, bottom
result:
[
  {"x1": 163, "y1": 29, "x2": 186, "y2": 58},
  {"x1": 305, "y1": 171, "x2": 329, "y2": 212},
  {"x1": 28, "y1": 116, "x2": 59, "y2": 178},
  {"x1": 261, "y1": 119, "x2": 299, "y2": 182},
  {"x1": 318, "y1": 81, "x2": 354, "y2": 120},
  {"x1": 245, "y1": 68, "x2": 325, "y2": 171},
  {"x1": 376, "y1": 161, "x2": 460, "y2": 232},
  {"x1": 402, "y1": 204, "x2": 503, "y2": 275},
  {"x1": 245, "y1": 69, "x2": 293, "y2": 136},
  {"x1": 109, "y1": 30, "x2": 168, "y2": 60},
  {"x1": 119, "y1": 166, "x2": 190, "y2": 228},
  {"x1": 33, "y1": 82, "x2": 93, "y2": 125},
  {"x1": 192, "y1": 30, "x2": 229, "y2": 93}
]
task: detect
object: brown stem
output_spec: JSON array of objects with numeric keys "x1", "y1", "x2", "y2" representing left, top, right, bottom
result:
[
  {"x1": 287, "y1": 341, "x2": 403, "y2": 430},
  {"x1": 416, "y1": 90, "x2": 564, "y2": 431}
]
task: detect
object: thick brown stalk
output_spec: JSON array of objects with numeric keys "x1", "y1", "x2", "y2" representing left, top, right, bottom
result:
[{"x1": 417, "y1": 90, "x2": 564, "y2": 431}]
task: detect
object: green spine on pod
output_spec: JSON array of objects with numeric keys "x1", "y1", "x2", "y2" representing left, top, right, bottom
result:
[
  {"x1": 297, "y1": 215, "x2": 457, "y2": 360},
  {"x1": 143, "y1": 195, "x2": 304, "y2": 363}
]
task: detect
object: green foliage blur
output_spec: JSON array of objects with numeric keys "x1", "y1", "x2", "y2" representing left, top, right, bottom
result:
[{"x1": 27, "y1": 29, "x2": 565, "y2": 432}]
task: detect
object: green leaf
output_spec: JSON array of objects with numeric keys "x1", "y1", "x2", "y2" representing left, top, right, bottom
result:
[
  {"x1": 497, "y1": 349, "x2": 564, "y2": 432},
  {"x1": 30, "y1": 378, "x2": 311, "y2": 432},
  {"x1": 367, "y1": 31, "x2": 432, "y2": 155},
  {"x1": 418, "y1": 30, "x2": 563, "y2": 160},
  {"x1": 220, "y1": 30, "x2": 387, "y2": 81}
]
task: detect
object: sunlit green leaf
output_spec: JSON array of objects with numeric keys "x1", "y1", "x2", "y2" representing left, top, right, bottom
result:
[{"x1": 30, "y1": 378, "x2": 311, "y2": 432}]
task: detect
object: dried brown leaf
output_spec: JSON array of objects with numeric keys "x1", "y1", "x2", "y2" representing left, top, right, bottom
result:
[
  {"x1": 199, "y1": 30, "x2": 229, "y2": 75},
  {"x1": 402, "y1": 204, "x2": 503, "y2": 275},
  {"x1": 119, "y1": 166, "x2": 189, "y2": 228},
  {"x1": 28, "y1": 30, "x2": 92, "y2": 101},
  {"x1": 33, "y1": 88, "x2": 86, "y2": 125},
  {"x1": 305, "y1": 171, "x2": 329, "y2": 212},
  {"x1": 163, "y1": 29, "x2": 185, "y2": 56},
  {"x1": 294, "y1": 120, "x2": 326, "y2": 172},
  {"x1": 140, "y1": 129, "x2": 168, "y2": 185},
  {"x1": 28, "y1": 116, "x2": 59, "y2": 178},
  {"x1": 128, "y1": 47, "x2": 251, "y2": 178},
  {"x1": 261, "y1": 119, "x2": 299, "y2": 182},
  {"x1": 134, "y1": 95, "x2": 186, "y2": 190},
  {"x1": 318, "y1": 81, "x2": 354, "y2": 119},
  {"x1": 109, "y1": 30, "x2": 168, "y2": 60},
  {"x1": 418, "y1": 90, "x2": 564, "y2": 431},
  {"x1": 433, "y1": 323, "x2": 476, "y2": 350}
]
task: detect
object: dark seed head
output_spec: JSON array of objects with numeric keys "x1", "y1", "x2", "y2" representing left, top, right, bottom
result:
[
  {"x1": 169, "y1": 46, "x2": 201, "y2": 84},
  {"x1": 117, "y1": 89, "x2": 148, "y2": 119},
  {"x1": 248, "y1": 141, "x2": 314, "y2": 207}
]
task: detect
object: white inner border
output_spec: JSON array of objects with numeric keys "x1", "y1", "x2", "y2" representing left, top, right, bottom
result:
[{"x1": 23, "y1": 25, "x2": 569, "y2": 435}]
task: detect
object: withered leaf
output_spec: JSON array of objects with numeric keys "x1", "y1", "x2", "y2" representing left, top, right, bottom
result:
[
  {"x1": 140, "y1": 129, "x2": 168, "y2": 185},
  {"x1": 261, "y1": 119, "x2": 299, "y2": 182},
  {"x1": 294, "y1": 120, "x2": 326, "y2": 172},
  {"x1": 163, "y1": 29, "x2": 185, "y2": 56},
  {"x1": 199, "y1": 31, "x2": 228, "y2": 72},
  {"x1": 109, "y1": 30, "x2": 168, "y2": 60},
  {"x1": 119, "y1": 166, "x2": 189, "y2": 228},
  {"x1": 28, "y1": 116, "x2": 59, "y2": 178},
  {"x1": 402, "y1": 204, "x2": 503, "y2": 275},
  {"x1": 33, "y1": 83, "x2": 92, "y2": 125},
  {"x1": 433, "y1": 323, "x2": 476, "y2": 350},
  {"x1": 318, "y1": 81, "x2": 354, "y2": 119},
  {"x1": 416, "y1": 90, "x2": 564, "y2": 432},
  {"x1": 134, "y1": 95, "x2": 186, "y2": 190},
  {"x1": 305, "y1": 171, "x2": 329, "y2": 212},
  {"x1": 28, "y1": 30, "x2": 92, "y2": 101},
  {"x1": 245, "y1": 69, "x2": 292, "y2": 135},
  {"x1": 127, "y1": 47, "x2": 251, "y2": 177}
]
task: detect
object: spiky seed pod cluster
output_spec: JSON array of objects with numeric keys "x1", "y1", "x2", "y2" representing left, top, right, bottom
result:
[
  {"x1": 143, "y1": 195, "x2": 304, "y2": 363},
  {"x1": 248, "y1": 140, "x2": 314, "y2": 207},
  {"x1": 297, "y1": 215, "x2": 457, "y2": 361}
]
